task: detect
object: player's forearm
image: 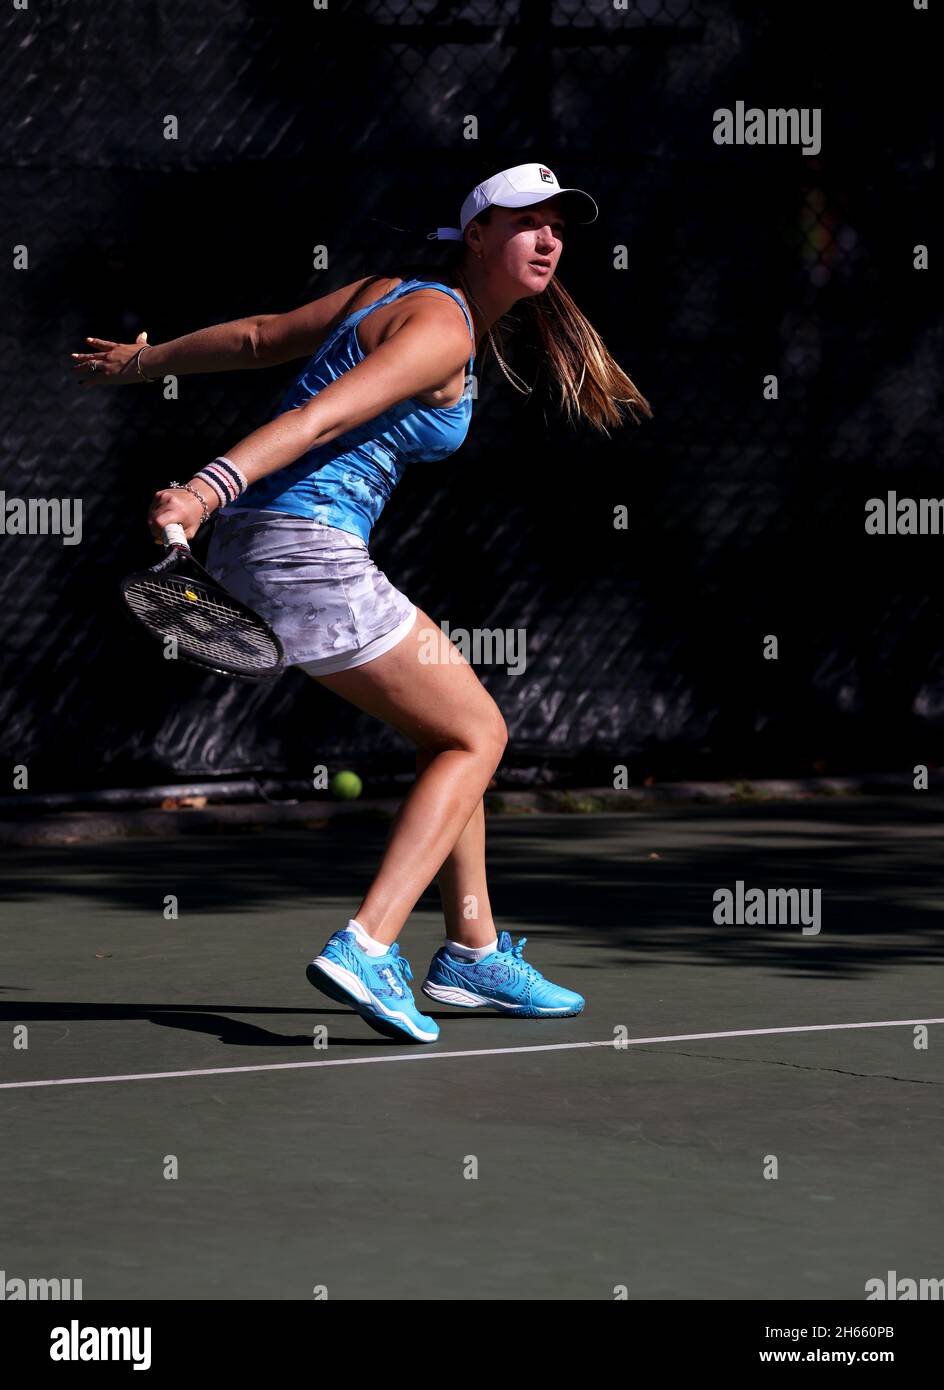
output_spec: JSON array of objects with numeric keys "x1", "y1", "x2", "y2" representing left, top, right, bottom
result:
[
  {"x1": 138, "y1": 316, "x2": 268, "y2": 378},
  {"x1": 186, "y1": 406, "x2": 340, "y2": 513}
]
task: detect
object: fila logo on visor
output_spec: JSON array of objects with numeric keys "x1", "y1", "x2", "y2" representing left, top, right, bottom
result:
[{"x1": 538, "y1": 167, "x2": 554, "y2": 183}]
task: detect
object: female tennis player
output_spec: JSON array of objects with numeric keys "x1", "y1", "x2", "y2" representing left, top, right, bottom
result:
[{"x1": 71, "y1": 162, "x2": 651, "y2": 1045}]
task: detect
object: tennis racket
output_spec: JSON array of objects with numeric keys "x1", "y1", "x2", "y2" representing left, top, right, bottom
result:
[{"x1": 120, "y1": 524, "x2": 286, "y2": 681}]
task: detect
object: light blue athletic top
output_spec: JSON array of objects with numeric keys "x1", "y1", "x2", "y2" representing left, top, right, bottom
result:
[{"x1": 226, "y1": 278, "x2": 476, "y2": 543}]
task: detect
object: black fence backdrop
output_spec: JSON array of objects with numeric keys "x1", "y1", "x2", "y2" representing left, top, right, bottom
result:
[{"x1": 0, "y1": 0, "x2": 939, "y2": 792}]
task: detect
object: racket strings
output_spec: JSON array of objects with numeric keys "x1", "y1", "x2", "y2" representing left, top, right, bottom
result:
[{"x1": 123, "y1": 575, "x2": 281, "y2": 672}]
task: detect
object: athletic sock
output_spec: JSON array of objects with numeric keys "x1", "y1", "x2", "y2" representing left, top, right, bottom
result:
[
  {"x1": 345, "y1": 918, "x2": 389, "y2": 957},
  {"x1": 445, "y1": 936, "x2": 499, "y2": 962}
]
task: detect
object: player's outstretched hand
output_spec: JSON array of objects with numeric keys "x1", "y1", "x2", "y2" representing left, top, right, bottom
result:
[{"x1": 71, "y1": 330, "x2": 153, "y2": 387}]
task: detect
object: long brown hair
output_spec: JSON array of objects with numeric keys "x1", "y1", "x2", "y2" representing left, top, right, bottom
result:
[{"x1": 333, "y1": 208, "x2": 653, "y2": 436}]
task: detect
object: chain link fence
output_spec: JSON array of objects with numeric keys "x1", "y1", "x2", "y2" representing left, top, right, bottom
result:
[{"x1": 1, "y1": 0, "x2": 938, "y2": 791}]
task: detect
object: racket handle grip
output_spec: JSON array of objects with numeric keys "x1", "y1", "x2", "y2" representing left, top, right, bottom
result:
[{"x1": 163, "y1": 524, "x2": 189, "y2": 549}]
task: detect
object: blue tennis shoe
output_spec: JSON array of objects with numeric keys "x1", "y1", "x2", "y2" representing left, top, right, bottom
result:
[
  {"x1": 307, "y1": 930, "x2": 440, "y2": 1043},
  {"x1": 421, "y1": 931, "x2": 585, "y2": 1017}
]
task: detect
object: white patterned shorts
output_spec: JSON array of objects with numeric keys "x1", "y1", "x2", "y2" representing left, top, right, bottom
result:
[{"x1": 205, "y1": 508, "x2": 417, "y2": 675}]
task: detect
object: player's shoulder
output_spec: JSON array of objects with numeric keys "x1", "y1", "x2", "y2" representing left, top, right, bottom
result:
[
  {"x1": 348, "y1": 272, "x2": 472, "y2": 365},
  {"x1": 393, "y1": 279, "x2": 473, "y2": 339}
]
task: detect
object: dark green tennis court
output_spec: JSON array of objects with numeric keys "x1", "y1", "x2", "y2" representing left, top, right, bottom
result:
[{"x1": 2, "y1": 795, "x2": 942, "y2": 1300}]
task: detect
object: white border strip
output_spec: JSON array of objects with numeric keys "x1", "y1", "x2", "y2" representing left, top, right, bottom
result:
[{"x1": 1, "y1": 1017, "x2": 942, "y2": 1092}]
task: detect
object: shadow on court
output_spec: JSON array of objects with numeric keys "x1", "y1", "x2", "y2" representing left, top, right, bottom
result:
[{"x1": 1, "y1": 796, "x2": 942, "y2": 1299}]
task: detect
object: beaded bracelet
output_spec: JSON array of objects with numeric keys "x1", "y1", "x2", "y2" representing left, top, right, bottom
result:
[{"x1": 168, "y1": 480, "x2": 210, "y2": 527}]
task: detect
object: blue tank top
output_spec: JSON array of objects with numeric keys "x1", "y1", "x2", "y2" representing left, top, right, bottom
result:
[{"x1": 226, "y1": 278, "x2": 476, "y2": 542}]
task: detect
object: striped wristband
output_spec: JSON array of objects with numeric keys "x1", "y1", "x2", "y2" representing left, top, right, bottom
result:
[{"x1": 193, "y1": 456, "x2": 249, "y2": 509}]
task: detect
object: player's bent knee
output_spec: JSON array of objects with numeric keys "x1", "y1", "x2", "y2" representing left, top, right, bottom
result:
[
  {"x1": 478, "y1": 707, "x2": 508, "y2": 767},
  {"x1": 416, "y1": 704, "x2": 507, "y2": 763}
]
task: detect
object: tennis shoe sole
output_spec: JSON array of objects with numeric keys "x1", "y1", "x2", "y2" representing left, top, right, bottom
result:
[{"x1": 421, "y1": 980, "x2": 582, "y2": 1016}]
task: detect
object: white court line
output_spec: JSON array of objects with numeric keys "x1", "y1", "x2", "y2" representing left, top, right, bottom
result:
[{"x1": 1, "y1": 1017, "x2": 942, "y2": 1092}]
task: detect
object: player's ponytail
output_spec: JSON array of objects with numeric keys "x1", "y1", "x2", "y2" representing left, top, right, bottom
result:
[{"x1": 513, "y1": 270, "x2": 652, "y2": 435}]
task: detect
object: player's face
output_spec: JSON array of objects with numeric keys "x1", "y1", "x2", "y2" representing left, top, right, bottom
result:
[{"x1": 486, "y1": 199, "x2": 566, "y2": 295}]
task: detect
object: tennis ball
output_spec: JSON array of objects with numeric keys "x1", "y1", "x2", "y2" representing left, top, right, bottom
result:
[{"x1": 330, "y1": 770, "x2": 362, "y2": 800}]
